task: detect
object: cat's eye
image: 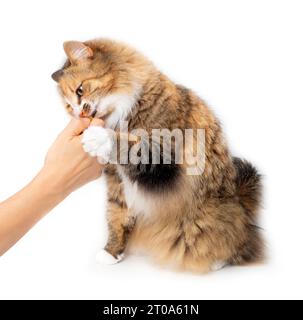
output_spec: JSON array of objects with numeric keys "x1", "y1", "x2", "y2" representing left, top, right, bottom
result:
[{"x1": 76, "y1": 85, "x2": 84, "y2": 98}]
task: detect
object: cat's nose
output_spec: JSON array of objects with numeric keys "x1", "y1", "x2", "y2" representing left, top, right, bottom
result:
[{"x1": 80, "y1": 103, "x2": 91, "y2": 117}]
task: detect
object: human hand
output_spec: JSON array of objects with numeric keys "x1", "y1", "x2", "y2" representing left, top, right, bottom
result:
[{"x1": 39, "y1": 118, "x2": 104, "y2": 197}]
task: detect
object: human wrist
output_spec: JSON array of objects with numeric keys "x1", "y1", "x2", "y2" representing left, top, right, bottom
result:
[{"x1": 34, "y1": 165, "x2": 71, "y2": 201}]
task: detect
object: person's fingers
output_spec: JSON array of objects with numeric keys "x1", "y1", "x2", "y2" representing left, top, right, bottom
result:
[
  {"x1": 90, "y1": 118, "x2": 105, "y2": 127},
  {"x1": 63, "y1": 118, "x2": 91, "y2": 137}
]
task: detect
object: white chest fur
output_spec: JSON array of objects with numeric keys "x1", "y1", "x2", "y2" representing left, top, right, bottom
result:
[
  {"x1": 117, "y1": 168, "x2": 153, "y2": 217},
  {"x1": 98, "y1": 86, "x2": 141, "y2": 129},
  {"x1": 99, "y1": 93, "x2": 135, "y2": 129}
]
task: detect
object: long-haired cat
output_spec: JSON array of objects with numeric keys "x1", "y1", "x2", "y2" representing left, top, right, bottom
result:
[{"x1": 52, "y1": 39, "x2": 264, "y2": 273}]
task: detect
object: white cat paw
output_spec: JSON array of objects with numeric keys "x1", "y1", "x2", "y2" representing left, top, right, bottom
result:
[
  {"x1": 211, "y1": 261, "x2": 226, "y2": 272},
  {"x1": 96, "y1": 249, "x2": 124, "y2": 265},
  {"x1": 82, "y1": 126, "x2": 113, "y2": 163}
]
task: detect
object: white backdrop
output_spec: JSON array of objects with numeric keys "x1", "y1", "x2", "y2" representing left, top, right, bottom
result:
[{"x1": 0, "y1": 0, "x2": 302, "y2": 300}]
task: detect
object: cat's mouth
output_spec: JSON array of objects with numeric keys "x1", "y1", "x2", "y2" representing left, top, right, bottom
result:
[
  {"x1": 79, "y1": 103, "x2": 95, "y2": 118},
  {"x1": 65, "y1": 103, "x2": 114, "y2": 120}
]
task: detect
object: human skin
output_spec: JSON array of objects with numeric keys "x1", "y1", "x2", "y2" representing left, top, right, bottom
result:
[{"x1": 0, "y1": 118, "x2": 104, "y2": 256}]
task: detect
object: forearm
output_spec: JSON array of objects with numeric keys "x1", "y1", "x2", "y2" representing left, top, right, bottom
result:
[
  {"x1": 0, "y1": 118, "x2": 103, "y2": 257},
  {"x1": 0, "y1": 170, "x2": 67, "y2": 256}
]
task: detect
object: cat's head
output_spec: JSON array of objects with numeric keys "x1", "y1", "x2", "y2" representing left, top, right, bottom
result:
[{"x1": 52, "y1": 40, "x2": 147, "y2": 124}]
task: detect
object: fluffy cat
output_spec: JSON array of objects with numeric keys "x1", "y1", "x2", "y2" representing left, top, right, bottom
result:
[{"x1": 52, "y1": 39, "x2": 264, "y2": 273}]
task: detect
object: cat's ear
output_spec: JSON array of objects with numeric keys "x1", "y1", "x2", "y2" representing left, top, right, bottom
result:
[
  {"x1": 63, "y1": 41, "x2": 93, "y2": 64},
  {"x1": 51, "y1": 69, "x2": 64, "y2": 82}
]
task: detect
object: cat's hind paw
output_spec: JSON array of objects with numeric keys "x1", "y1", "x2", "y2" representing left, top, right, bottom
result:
[
  {"x1": 211, "y1": 261, "x2": 227, "y2": 272},
  {"x1": 82, "y1": 126, "x2": 113, "y2": 163},
  {"x1": 96, "y1": 249, "x2": 124, "y2": 265}
]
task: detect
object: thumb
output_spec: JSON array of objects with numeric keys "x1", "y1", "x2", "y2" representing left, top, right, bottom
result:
[{"x1": 63, "y1": 118, "x2": 91, "y2": 137}]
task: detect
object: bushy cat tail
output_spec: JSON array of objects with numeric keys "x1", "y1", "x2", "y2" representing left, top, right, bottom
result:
[
  {"x1": 229, "y1": 158, "x2": 265, "y2": 265},
  {"x1": 233, "y1": 157, "x2": 262, "y2": 220}
]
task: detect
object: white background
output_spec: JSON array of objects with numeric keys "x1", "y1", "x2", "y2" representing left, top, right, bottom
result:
[{"x1": 0, "y1": 0, "x2": 302, "y2": 300}]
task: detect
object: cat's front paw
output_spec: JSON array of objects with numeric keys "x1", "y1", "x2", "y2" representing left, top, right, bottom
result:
[
  {"x1": 96, "y1": 249, "x2": 124, "y2": 265},
  {"x1": 82, "y1": 126, "x2": 114, "y2": 163}
]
